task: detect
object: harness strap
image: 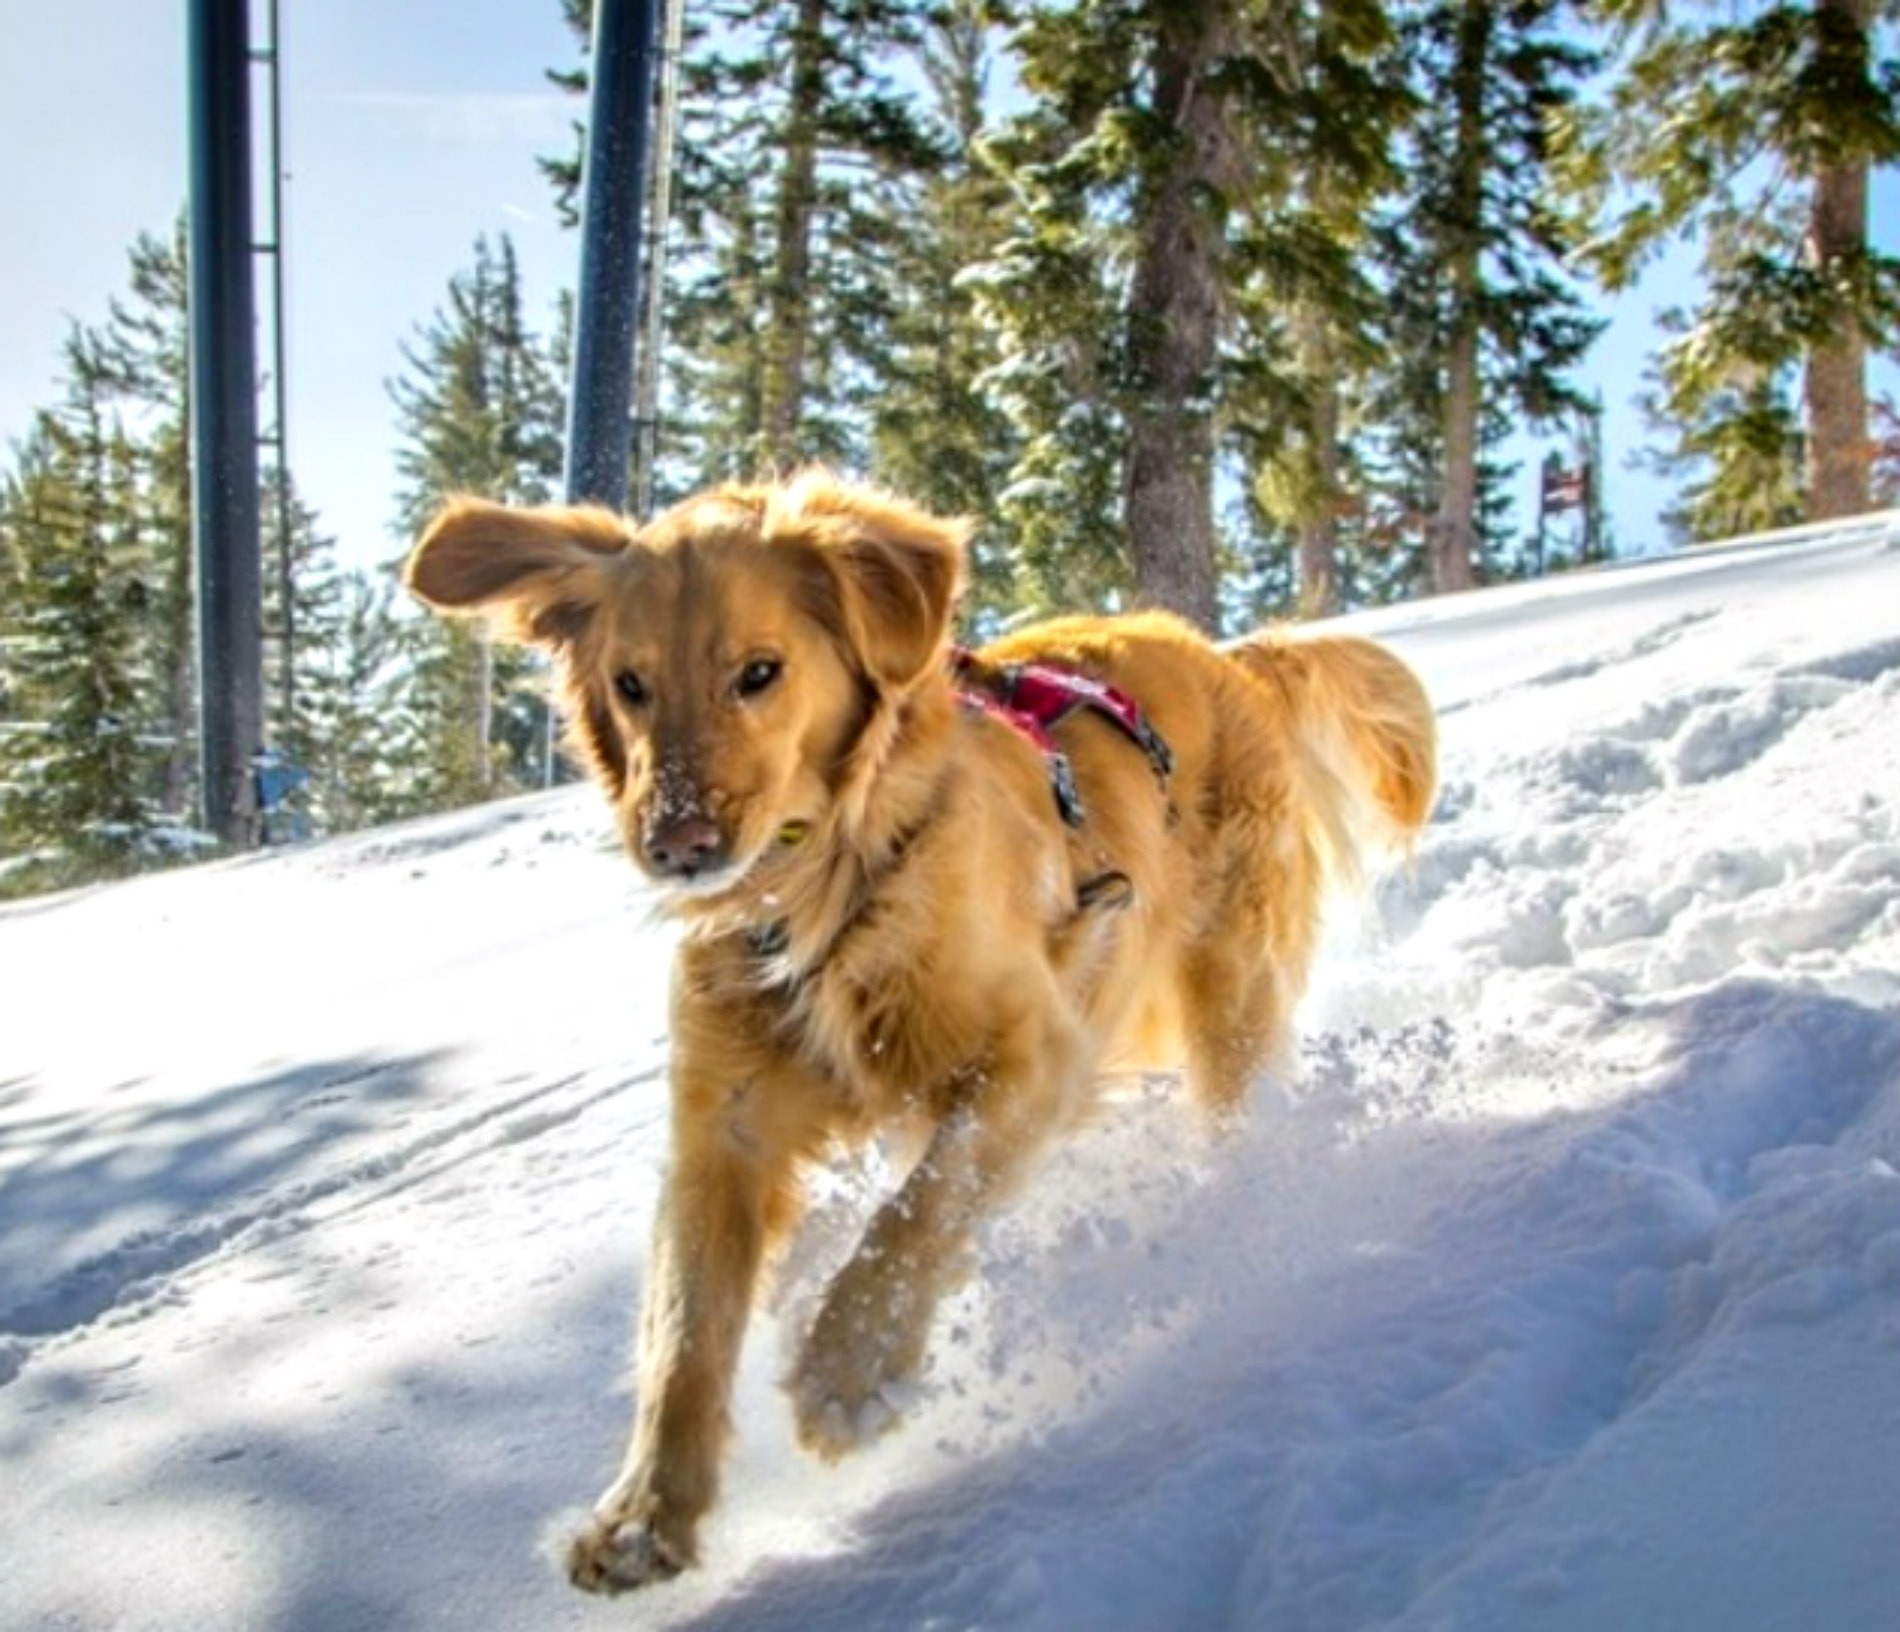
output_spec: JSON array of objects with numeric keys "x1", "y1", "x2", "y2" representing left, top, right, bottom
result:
[{"x1": 950, "y1": 647, "x2": 1174, "y2": 827}]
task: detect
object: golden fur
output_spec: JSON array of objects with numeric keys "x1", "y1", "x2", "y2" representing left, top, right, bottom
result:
[{"x1": 404, "y1": 470, "x2": 1437, "y2": 1594}]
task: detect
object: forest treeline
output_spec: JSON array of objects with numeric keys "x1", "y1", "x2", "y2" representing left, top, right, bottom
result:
[{"x1": 2, "y1": 0, "x2": 1895, "y2": 897}]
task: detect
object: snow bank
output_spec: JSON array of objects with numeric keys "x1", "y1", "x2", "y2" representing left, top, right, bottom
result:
[{"x1": 3, "y1": 520, "x2": 1897, "y2": 1631}]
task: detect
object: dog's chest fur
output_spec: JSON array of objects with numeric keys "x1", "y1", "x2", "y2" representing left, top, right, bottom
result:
[
  {"x1": 694, "y1": 833, "x2": 1052, "y2": 1128},
  {"x1": 783, "y1": 897, "x2": 990, "y2": 1120}
]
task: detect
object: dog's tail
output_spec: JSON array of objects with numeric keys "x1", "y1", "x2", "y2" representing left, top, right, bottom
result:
[{"x1": 1224, "y1": 629, "x2": 1437, "y2": 887}]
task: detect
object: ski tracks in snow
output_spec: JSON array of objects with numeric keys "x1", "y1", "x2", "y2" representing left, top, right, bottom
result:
[{"x1": 0, "y1": 1054, "x2": 664, "y2": 1389}]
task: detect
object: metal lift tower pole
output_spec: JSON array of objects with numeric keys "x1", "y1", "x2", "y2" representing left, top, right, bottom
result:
[
  {"x1": 188, "y1": 0, "x2": 265, "y2": 847},
  {"x1": 563, "y1": 0, "x2": 663, "y2": 510}
]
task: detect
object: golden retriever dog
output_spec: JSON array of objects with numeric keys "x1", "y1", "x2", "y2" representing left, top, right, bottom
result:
[{"x1": 404, "y1": 470, "x2": 1435, "y2": 1594}]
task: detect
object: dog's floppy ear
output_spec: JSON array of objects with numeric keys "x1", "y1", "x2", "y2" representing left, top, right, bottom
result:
[
  {"x1": 783, "y1": 475, "x2": 969, "y2": 691},
  {"x1": 404, "y1": 497, "x2": 627, "y2": 647}
]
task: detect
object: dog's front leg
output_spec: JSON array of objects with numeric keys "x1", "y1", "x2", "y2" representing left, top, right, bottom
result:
[
  {"x1": 788, "y1": 1017, "x2": 1084, "y2": 1459},
  {"x1": 566, "y1": 1121, "x2": 787, "y2": 1594}
]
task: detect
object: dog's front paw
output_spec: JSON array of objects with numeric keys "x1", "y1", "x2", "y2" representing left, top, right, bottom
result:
[{"x1": 564, "y1": 1509, "x2": 690, "y2": 1596}]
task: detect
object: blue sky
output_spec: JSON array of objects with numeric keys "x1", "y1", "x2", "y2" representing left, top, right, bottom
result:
[
  {"x1": 0, "y1": 1, "x2": 1892, "y2": 578},
  {"x1": 0, "y1": 1, "x2": 580, "y2": 571}
]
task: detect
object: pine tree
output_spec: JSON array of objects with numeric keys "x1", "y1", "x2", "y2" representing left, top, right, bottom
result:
[
  {"x1": 968, "y1": 55, "x2": 1136, "y2": 618},
  {"x1": 0, "y1": 221, "x2": 412, "y2": 892},
  {"x1": 94, "y1": 221, "x2": 198, "y2": 819},
  {"x1": 1633, "y1": 338, "x2": 1806, "y2": 541},
  {"x1": 692, "y1": 0, "x2": 943, "y2": 481},
  {"x1": 389, "y1": 233, "x2": 566, "y2": 809},
  {"x1": 1561, "y1": 0, "x2": 1900, "y2": 528},
  {"x1": 542, "y1": 0, "x2": 593, "y2": 227},
  {"x1": 1221, "y1": 0, "x2": 1404, "y2": 616},
  {"x1": 980, "y1": 0, "x2": 1420, "y2": 627},
  {"x1": 299, "y1": 569, "x2": 416, "y2": 833},
  {"x1": 0, "y1": 476, "x2": 22, "y2": 738},
  {"x1": 867, "y1": 1, "x2": 1022, "y2": 623},
  {"x1": 549, "y1": 0, "x2": 946, "y2": 492},
  {"x1": 0, "y1": 342, "x2": 169, "y2": 894},
  {"x1": 391, "y1": 235, "x2": 565, "y2": 537},
  {"x1": 1370, "y1": 0, "x2": 1601, "y2": 595},
  {"x1": 255, "y1": 474, "x2": 415, "y2": 834},
  {"x1": 986, "y1": 0, "x2": 1256, "y2": 628}
]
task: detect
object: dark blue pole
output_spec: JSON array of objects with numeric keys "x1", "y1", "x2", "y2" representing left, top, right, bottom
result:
[
  {"x1": 563, "y1": 0, "x2": 662, "y2": 511},
  {"x1": 187, "y1": 0, "x2": 264, "y2": 846}
]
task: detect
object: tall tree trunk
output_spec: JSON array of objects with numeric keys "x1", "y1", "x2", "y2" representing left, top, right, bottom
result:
[
  {"x1": 1296, "y1": 315, "x2": 1343, "y2": 616},
  {"x1": 1123, "y1": 0, "x2": 1238, "y2": 633},
  {"x1": 1804, "y1": 0, "x2": 1873, "y2": 521},
  {"x1": 1435, "y1": 320, "x2": 1480, "y2": 593},
  {"x1": 1431, "y1": 0, "x2": 1490, "y2": 596},
  {"x1": 164, "y1": 515, "x2": 197, "y2": 818},
  {"x1": 758, "y1": 0, "x2": 826, "y2": 472},
  {"x1": 156, "y1": 430, "x2": 198, "y2": 819},
  {"x1": 732, "y1": 206, "x2": 767, "y2": 465},
  {"x1": 477, "y1": 634, "x2": 494, "y2": 790}
]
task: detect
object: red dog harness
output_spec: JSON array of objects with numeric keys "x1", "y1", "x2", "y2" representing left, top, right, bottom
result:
[{"x1": 950, "y1": 647, "x2": 1174, "y2": 827}]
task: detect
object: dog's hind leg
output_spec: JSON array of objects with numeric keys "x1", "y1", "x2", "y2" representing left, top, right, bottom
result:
[
  {"x1": 1179, "y1": 849, "x2": 1318, "y2": 1125},
  {"x1": 787, "y1": 1010, "x2": 1087, "y2": 1460},
  {"x1": 1181, "y1": 945, "x2": 1298, "y2": 1124}
]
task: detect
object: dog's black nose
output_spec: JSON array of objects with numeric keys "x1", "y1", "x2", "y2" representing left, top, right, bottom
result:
[{"x1": 645, "y1": 814, "x2": 727, "y2": 879}]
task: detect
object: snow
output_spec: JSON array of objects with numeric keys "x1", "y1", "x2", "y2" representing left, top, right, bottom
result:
[{"x1": 4, "y1": 518, "x2": 1899, "y2": 1631}]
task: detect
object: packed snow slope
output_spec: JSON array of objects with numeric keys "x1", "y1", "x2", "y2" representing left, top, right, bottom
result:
[{"x1": 4, "y1": 517, "x2": 1899, "y2": 1632}]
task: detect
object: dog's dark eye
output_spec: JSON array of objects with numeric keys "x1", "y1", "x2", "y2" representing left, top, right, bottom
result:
[
  {"x1": 614, "y1": 670, "x2": 649, "y2": 708},
  {"x1": 736, "y1": 657, "x2": 782, "y2": 699}
]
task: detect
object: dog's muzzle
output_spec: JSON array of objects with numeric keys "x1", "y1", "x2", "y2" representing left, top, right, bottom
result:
[{"x1": 643, "y1": 812, "x2": 730, "y2": 880}]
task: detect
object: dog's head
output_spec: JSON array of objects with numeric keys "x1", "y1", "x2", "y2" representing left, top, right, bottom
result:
[{"x1": 404, "y1": 471, "x2": 968, "y2": 903}]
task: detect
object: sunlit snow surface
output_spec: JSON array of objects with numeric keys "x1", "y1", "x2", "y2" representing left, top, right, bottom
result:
[{"x1": 4, "y1": 518, "x2": 1899, "y2": 1631}]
